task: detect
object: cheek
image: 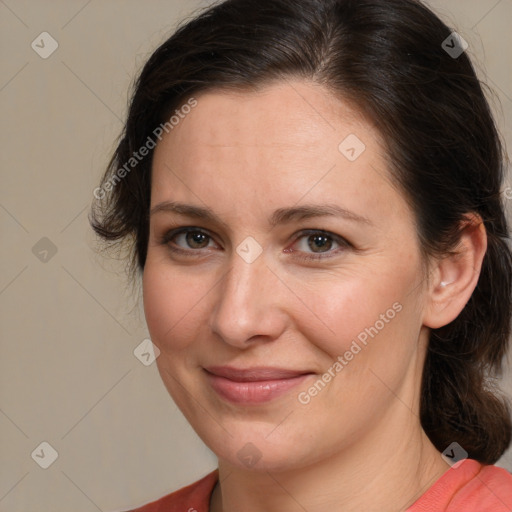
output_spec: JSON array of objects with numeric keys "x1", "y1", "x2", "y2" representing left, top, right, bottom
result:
[
  {"x1": 142, "y1": 262, "x2": 205, "y2": 353},
  {"x1": 293, "y1": 266, "x2": 416, "y2": 363},
  {"x1": 293, "y1": 282, "x2": 421, "y2": 421}
]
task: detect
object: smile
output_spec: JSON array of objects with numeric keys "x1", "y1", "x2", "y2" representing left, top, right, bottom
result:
[{"x1": 204, "y1": 366, "x2": 314, "y2": 404}]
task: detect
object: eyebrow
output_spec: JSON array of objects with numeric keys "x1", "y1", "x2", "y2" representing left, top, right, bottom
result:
[{"x1": 150, "y1": 201, "x2": 373, "y2": 228}]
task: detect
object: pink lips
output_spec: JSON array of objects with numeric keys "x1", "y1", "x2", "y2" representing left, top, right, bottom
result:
[{"x1": 204, "y1": 366, "x2": 313, "y2": 404}]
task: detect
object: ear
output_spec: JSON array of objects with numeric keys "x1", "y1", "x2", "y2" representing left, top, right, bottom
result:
[{"x1": 423, "y1": 213, "x2": 487, "y2": 329}]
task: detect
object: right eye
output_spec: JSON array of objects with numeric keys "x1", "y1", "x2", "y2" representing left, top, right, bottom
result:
[{"x1": 160, "y1": 227, "x2": 220, "y2": 256}]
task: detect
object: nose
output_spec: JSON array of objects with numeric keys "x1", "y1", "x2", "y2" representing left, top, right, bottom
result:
[{"x1": 208, "y1": 248, "x2": 289, "y2": 349}]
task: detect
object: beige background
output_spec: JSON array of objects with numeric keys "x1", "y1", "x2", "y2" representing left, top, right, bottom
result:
[{"x1": 1, "y1": 1, "x2": 511, "y2": 510}]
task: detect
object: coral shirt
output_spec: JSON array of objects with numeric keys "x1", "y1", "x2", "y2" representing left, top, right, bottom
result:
[{"x1": 126, "y1": 459, "x2": 512, "y2": 511}]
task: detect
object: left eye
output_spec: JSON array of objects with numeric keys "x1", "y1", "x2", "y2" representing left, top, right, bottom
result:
[
  {"x1": 293, "y1": 231, "x2": 341, "y2": 254},
  {"x1": 287, "y1": 230, "x2": 350, "y2": 260}
]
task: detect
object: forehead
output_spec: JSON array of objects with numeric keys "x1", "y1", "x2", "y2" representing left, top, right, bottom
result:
[
  {"x1": 150, "y1": 79, "x2": 410, "y2": 230},
  {"x1": 166, "y1": 80, "x2": 371, "y2": 154}
]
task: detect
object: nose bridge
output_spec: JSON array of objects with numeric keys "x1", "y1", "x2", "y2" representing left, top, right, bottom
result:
[{"x1": 209, "y1": 248, "x2": 285, "y2": 346}]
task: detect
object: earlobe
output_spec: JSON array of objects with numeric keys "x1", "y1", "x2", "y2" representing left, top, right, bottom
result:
[{"x1": 423, "y1": 214, "x2": 487, "y2": 329}]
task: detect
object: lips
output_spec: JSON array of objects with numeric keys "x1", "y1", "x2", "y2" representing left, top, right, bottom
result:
[{"x1": 204, "y1": 366, "x2": 314, "y2": 404}]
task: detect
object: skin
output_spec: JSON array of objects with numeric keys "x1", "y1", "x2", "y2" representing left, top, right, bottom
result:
[{"x1": 143, "y1": 79, "x2": 487, "y2": 511}]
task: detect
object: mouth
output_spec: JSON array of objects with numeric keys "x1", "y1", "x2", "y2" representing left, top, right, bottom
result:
[{"x1": 203, "y1": 366, "x2": 315, "y2": 404}]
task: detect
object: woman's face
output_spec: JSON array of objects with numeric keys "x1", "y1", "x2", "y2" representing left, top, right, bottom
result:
[{"x1": 143, "y1": 79, "x2": 431, "y2": 471}]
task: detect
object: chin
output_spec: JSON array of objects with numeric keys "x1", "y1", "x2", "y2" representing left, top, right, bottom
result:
[{"x1": 199, "y1": 425, "x2": 317, "y2": 473}]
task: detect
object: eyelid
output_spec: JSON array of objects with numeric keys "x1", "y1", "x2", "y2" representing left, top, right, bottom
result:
[{"x1": 290, "y1": 228, "x2": 349, "y2": 246}]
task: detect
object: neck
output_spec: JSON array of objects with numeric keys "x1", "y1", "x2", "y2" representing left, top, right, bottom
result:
[{"x1": 211, "y1": 401, "x2": 448, "y2": 512}]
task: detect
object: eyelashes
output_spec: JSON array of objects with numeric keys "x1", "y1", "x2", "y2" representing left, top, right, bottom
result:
[
  {"x1": 285, "y1": 229, "x2": 351, "y2": 261},
  {"x1": 159, "y1": 226, "x2": 352, "y2": 262}
]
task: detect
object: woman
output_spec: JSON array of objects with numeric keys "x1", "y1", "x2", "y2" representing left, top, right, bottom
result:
[{"x1": 91, "y1": 0, "x2": 512, "y2": 510}]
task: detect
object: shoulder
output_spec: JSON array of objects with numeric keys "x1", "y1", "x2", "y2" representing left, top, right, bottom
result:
[
  {"x1": 451, "y1": 462, "x2": 512, "y2": 512},
  {"x1": 123, "y1": 469, "x2": 218, "y2": 512},
  {"x1": 408, "y1": 459, "x2": 512, "y2": 512}
]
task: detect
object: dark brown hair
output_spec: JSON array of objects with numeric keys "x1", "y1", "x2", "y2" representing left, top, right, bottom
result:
[{"x1": 90, "y1": 0, "x2": 512, "y2": 464}]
